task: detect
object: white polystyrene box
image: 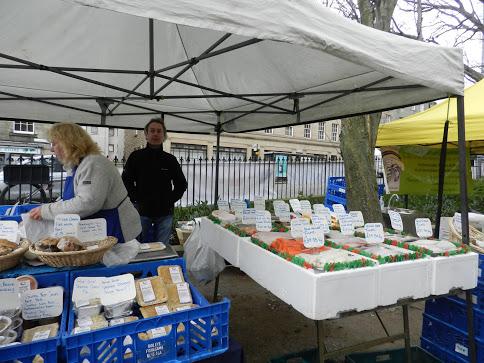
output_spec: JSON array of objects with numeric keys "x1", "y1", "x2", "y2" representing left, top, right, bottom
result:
[
  {"x1": 238, "y1": 238, "x2": 378, "y2": 320},
  {"x1": 377, "y1": 258, "x2": 431, "y2": 306},
  {"x1": 431, "y1": 252, "x2": 479, "y2": 295},
  {"x1": 201, "y1": 217, "x2": 247, "y2": 267}
]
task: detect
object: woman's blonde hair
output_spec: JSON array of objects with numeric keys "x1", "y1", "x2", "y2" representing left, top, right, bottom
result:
[{"x1": 48, "y1": 123, "x2": 101, "y2": 167}]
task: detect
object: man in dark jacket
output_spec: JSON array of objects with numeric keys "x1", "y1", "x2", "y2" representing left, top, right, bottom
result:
[{"x1": 122, "y1": 118, "x2": 187, "y2": 243}]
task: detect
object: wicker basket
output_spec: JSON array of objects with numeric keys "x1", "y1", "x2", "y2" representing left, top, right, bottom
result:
[
  {"x1": 30, "y1": 236, "x2": 117, "y2": 267},
  {"x1": 448, "y1": 219, "x2": 484, "y2": 254},
  {"x1": 0, "y1": 240, "x2": 29, "y2": 272}
]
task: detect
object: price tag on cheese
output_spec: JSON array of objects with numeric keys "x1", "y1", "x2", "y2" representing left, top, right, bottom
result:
[
  {"x1": 230, "y1": 199, "x2": 246, "y2": 213},
  {"x1": 303, "y1": 225, "x2": 325, "y2": 248},
  {"x1": 273, "y1": 200, "x2": 285, "y2": 210},
  {"x1": 54, "y1": 214, "x2": 80, "y2": 237},
  {"x1": 349, "y1": 211, "x2": 365, "y2": 228},
  {"x1": 415, "y1": 218, "x2": 433, "y2": 238},
  {"x1": 217, "y1": 200, "x2": 230, "y2": 212},
  {"x1": 332, "y1": 204, "x2": 346, "y2": 215},
  {"x1": 339, "y1": 214, "x2": 355, "y2": 235},
  {"x1": 311, "y1": 214, "x2": 329, "y2": 233},
  {"x1": 300, "y1": 200, "x2": 312, "y2": 216},
  {"x1": 242, "y1": 208, "x2": 257, "y2": 224},
  {"x1": 256, "y1": 211, "x2": 272, "y2": 232},
  {"x1": 0, "y1": 220, "x2": 19, "y2": 244},
  {"x1": 313, "y1": 204, "x2": 326, "y2": 215},
  {"x1": 289, "y1": 199, "x2": 302, "y2": 213},
  {"x1": 453, "y1": 213, "x2": 462, "y2": 234},
  {"x1": 290, "y1": 218, "x2": 310, "y2": 238},
  {"x1": 0, "y1": 278, "x2": 20, "y2": 311},
  {"x1": 364, "y1": 223, "x2": 384, "y2": 244},
  {"x1": 388, "y1": 210, "x2": 404, "y2": 232},
  {"x1": 254, "y1": 196, "x2": 266, "y2": 211},
  {"x1": 72, "y1": 274, "x2": 136, "y2": 307},
  {"x1": 77, "y1": 218, "x2": 107, "y2": 243},
  {"x1": 21, "y1": 286, "x2": 63, "y2": 320}
]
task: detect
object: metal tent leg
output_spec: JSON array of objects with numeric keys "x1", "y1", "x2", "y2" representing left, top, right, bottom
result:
[
  {"x1": 402, "y1": 304, "x2": 411, "y2": 363},
  {"x1": 316, "y1": 320, "x2": 327, "y2": 363},
  {"x1": 212, "y1": 274, "x2": 220, "y2": 302}
]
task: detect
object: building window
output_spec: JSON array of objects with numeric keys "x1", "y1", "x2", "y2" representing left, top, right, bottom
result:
[
  {"x1": 214, "y1": 146, "x2": 246, "y2": 160},
  {"x1": 264, "y1": 128, "x2": 273, "y2": 134},
  {"x1": 171, "y1": 143, "x2": 207, "y2": 160},
  {"x1": 285, "y1": 126, "x2": 293, "y2": 137},
  {"x1": 90, "y1": 126, "x2": 98, "y2": 135},
  {"x1": 108, "y1": 144, "x2": 114, "y2": 152},
  {"x1": 13, "y1": 121, "x2": 34, "y2": 134},
  {"x1": 331, "y1": 124, "x2": 339, "y2": 142},
  {"x1": 304, "y1": 124, "x2": 311, "y2": 139},
  {"x1": 109, "y1": 128, "x2": 115, "y2": 136},
  {"x1": 318, "y1": 122, "x2": 325, "y2": 140}
]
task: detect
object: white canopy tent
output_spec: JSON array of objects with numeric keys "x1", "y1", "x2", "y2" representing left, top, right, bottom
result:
[
  {"x1": 0, "y1": 0, "x2": 464, "y2": 134},
  {"x1": 0, "y1": 1, "x2": 478, "y2": 361}
]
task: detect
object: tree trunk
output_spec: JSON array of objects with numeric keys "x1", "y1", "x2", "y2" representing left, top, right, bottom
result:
[{"x1": 338, "y1": 0, "x2": 397, "y2": 223}]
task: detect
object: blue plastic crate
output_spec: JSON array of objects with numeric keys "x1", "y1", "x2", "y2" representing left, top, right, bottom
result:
[
  {"x1": 324, "y1": 177, "x2": 384, "y2": 210},
  {"x1": 424, "y1": 297, "x2": 484, "y2": 339},
  {"x1": 0, "y1": 271, "x2": 69, "y2": 363},
  {"x1": 420, "y1": 336, "x2": 466, "y2": 363},
  {"x1": 421, "y1": 313, "x2": 484, "y2": 362},
  {"x1": 64, "y1": 258, "x2": 230, "y2": 363},
  {"x1": 0, "y1": 204, "x2": 39, "y2": 222}
]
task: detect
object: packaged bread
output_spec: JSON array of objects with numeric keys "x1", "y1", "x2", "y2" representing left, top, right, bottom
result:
[
  {"x1": 73, "y1": 314, "x2": 108, "y2": 334},
  {"x1": 57, "y1": 236, "x2": 85, "y2": 252},
  {"x1": 109, "y1": 316, "x2": 138, "y2": 327},
  {"x1": 139, "y1": 304, "x2": 171, "y2": 319},
  {"x1": 167, "y1": 283, "x2": 192, "y2": 306},
  {"x1": 34, "y1": 237, "x2": 60, "y2": 252},
  {"x1": 138, "y1": 325, "x2": 172, "y2": 340},
  {"x1": 135, "y1": 277, "x2": 167, "y2": 306},
  {"x1": 157, "y1": 265, "x2": 185, "y2": 284},
  {"x1": 22, "y1": 323, "x2": 59, "y2": 342},
  {"x1": 74, "y1": 298, "x2": 102, "y2": 319}
]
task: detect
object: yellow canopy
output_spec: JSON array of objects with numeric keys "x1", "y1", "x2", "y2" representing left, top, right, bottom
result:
[{"x1": 377, "y1": 79, "x2": 484, "y2": 153}]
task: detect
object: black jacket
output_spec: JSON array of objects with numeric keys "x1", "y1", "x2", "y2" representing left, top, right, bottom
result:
[{"x1": 122, "y1": 146, "x2": 187, "y2": 217}]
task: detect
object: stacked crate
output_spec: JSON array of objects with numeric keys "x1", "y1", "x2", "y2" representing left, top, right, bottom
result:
[{"x1": 421, "y1": 254, "x2": 484, "y2": 362}]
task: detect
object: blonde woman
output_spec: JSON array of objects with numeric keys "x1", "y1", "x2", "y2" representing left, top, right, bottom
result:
[{"x1": 29, "y1": 123, "x2": 141, "y2": 243}]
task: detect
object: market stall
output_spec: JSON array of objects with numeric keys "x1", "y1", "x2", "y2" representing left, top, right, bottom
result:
[{"x1": 0, "y1": 0, "x2": 475, "y2": 362}]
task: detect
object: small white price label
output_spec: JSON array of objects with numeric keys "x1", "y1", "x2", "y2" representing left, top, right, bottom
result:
[
  {"x1": 217, "y1": 200, "x2": 230, "y2": 212},
  {"x1": 300, "y1": 200, "x2": 312, "y2": 216},
  {"x1": 415, "y1": 218, "x2": 433, "y2": 238},
  {"x1": 273, "y1": 200, "x2": 285, "y2": 210},
  {"x1": 332, "y1": 204, "x2": 346, "y2": 215},
  {"x1": 54, "y1": 214, "x2": 80, "y2": 237},
  {"x1": 349, "y1": 211, "x2": 365, "y2": 228},
  {"x1": 311, "y1": 214, "x2": 329, "y2": 233},
  {"x1": 364, "y1": 223, "x2": 385, "y2": 244},
  {"x1": 303, "y1": 225, "x2": 325, "y2": 248},
  {"x1": 242, "y1": 208, "x2": 257, "y2": 224},
  {"x1": 230, "y1": 199, "x2": 246, "y2": 213},
  {"x1": 21, "y1": 286, "x2": 64, "y2": 320},
  {"x1": 313, "y1": 204, "x2": 326, "y2": 215},
  {"x1": 256, "y1": 211, "x2": 272, "y2": 232},
  {"x1": 254, "y1": 196, "x2": 266, "y2": 211},
  {"x1": 388, "y1": 210, "x2": 404, "y2": 231},
  {"x1": 0, "y1": 221, "x2": 19, "y2": 243},
  {"x1": 289, "y1": 199, "x2": 302, "y2": 213},
  {"x1": 339, "y1": 214, "x2": 355, "y2": 236},
  {"x1": 77, "y1": 218, "x2": 107, "y2": 242},
  {"x1": 274, "y1": 203, "x2": 290, "y2": 216},
  {"x1": 453, "y1": 213, "x2": 462, "y2": 234},
  {"x1": 290, "y1": 218, "x2": 310, "y2": 238},
  {"x1": 0, "y1": 278, "x2": 20, "y2": 311}
]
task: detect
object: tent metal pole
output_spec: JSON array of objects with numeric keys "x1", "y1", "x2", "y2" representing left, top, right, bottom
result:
[
  {"x1": 223, "y1": 95, "x2": 290, "y2": 125},
  {"x1": 456, "y1": 95, "x2": 476, "y2": 363},
  {"x1": 0, "y1": 63, "x2": 146, "y2": 74},
  {"x1": 149, "y1": 19, "x2": 154, "y2": 98},
  {"x1": 154, "y1": 74, "x2": 293, "y2": 113},
  {"x1": 214, "y1": 115, "x2": 222, "y2": 208},
  {"x1": 434, "y1": 120, "x2": 449, "y2": 237}
]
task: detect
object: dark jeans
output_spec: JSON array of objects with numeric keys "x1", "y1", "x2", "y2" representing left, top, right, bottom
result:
[{"x1": 140, "y1": 214, "x2": 173, "y2": 244}]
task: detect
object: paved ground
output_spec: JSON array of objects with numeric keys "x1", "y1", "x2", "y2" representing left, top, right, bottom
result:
[{"x1": 193, "y1": 267, "x2": 425, "y2": 363}]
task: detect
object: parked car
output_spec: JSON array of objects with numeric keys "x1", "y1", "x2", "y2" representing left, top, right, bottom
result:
[{"x1": 0, "y1": 155, "x2": 66, "y2": 204}]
